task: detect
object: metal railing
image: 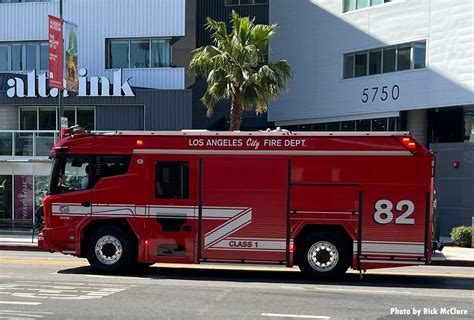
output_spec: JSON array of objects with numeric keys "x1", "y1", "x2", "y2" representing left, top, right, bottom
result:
[{"x1": 0, "y1": 130, "x2": 58, "y2": 158}]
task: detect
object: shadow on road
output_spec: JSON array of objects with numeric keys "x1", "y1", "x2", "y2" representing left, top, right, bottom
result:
[{"x1": 58, "y1": 266, "x2": 474, "y2": 290}]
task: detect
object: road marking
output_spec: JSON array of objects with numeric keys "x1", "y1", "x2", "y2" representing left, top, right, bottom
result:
[
  {"x1": 0, "y1": 310, "x2": 53, "y2": 319},
  {"x1": 261, "y1": 313, "x2": 330, "y2": 319},
  {"x1": 0, "y1": 281, "x2": 132, "y2": 300},
  {"x1": 0, "y1": 301, "x2": 42, "y2": 305}
]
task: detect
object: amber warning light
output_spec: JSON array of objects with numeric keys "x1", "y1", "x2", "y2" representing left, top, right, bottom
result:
[{"x1": 136, "y1": 139, "x2": 144, "y2": 146}]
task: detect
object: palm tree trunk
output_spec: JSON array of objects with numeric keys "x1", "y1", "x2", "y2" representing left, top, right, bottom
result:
[{"x1": 229, "y1": 95, "x2": 243, "y2": 131}]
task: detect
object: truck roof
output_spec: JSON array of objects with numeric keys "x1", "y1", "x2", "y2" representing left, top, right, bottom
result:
[
  {"x1": 99, "y1": 130, "x2": 410, "y2": 137},
  {"x1": 52, "y1": 129, "x2": 431, "y2": 157}
]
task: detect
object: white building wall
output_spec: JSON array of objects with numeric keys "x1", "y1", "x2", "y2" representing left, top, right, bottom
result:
[
  {"x1": 269, "y1": 0, "x2": 474, "y2": 125},
  {"x1": 0, "y1": 0, "x2": 185, "y2": 89}
]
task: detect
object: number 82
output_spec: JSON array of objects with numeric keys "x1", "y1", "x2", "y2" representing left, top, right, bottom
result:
[{"x1": 373, "y1": 199, "x2": 415, "y2": 225}]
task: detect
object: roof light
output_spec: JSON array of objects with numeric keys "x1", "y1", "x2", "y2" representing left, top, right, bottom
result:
[{"x1": 399, "y1": 136, "x2": 420, "y2": 152}]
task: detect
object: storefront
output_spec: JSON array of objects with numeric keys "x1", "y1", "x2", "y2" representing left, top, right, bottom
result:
[{"x1": 0, "y1": 70, "x2": 192, "y2": 226}]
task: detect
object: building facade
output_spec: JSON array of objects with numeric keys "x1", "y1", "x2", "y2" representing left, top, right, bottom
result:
[
  {"x1": 269, "y1": 0, "x2": 473, "y2": 144},
  {"x1": 0, "y1": 0, "x2": 192, "y2": 225},
  {"x1": 268, "y1": 0, "x2": 474, "y2": 236}
]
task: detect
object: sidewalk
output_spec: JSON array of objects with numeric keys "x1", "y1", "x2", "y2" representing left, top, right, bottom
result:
[
  {"x1": 0, "y1": 231, "x2": 473, "y2": 266},
  {"x1": 0, "y1": 231, "x2": 45, "y2": 252}
]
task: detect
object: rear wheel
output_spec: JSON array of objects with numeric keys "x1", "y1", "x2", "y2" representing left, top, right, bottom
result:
[
  {"x1": 297, "y1": 231, "x2": 350, "y2": 279},
  {"x1": 86, "y1": 226, "x2": 136, "y2": 274}
]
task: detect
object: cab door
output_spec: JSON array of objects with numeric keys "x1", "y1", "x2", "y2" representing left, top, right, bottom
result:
[{"x1": 145, "y1": 156, "x2": 197, "y2": 264}]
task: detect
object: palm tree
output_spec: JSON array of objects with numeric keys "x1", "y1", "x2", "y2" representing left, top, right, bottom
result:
[{"x1": 190, "y1": 11, "x2": 292, "y2": 131}]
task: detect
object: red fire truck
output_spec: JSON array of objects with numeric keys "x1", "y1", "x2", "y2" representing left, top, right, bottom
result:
[{"x1": 38, "y1": 128, "x2": 435, "y2": 278}]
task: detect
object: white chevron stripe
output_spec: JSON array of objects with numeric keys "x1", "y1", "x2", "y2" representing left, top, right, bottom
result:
[{"x1": 204, "y1": 209, "x2": 252, "y2": 249}]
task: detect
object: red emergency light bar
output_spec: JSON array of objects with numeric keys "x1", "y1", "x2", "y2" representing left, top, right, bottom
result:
[{"x1": 400, "y1": 136, "x2": 417, "y2": 150}]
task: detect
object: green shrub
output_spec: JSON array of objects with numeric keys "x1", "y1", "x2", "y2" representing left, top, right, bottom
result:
[{"x1": 450, "y1": 226, "x2": 472, "y2": 247}]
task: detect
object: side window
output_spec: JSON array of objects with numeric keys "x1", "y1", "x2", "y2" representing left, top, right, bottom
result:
[
  {"x1": 92, "y1": 155, "x2": 131, "y2": 186},
  {"x1": 156, "y1": 161, "x2": 189, "y2": 199},
  {"x1": 52, "y1": 156, "x2": 91, "y2": 194}
]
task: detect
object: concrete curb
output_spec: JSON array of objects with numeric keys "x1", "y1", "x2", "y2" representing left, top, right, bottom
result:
[
  {"x1": 430, "y1": 259, "x2": 474, "y2": 267},
  {"x1": 0, "y1": 244, "x2": 47, "y2": 252}
]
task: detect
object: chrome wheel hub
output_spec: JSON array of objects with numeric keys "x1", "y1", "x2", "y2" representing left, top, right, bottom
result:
[
  {"x1": 307, "y1": 241, "x2": 339, "y2": 272},
  {"x1": 95, "y1": 235, "x2": 123, "y2": 265}
]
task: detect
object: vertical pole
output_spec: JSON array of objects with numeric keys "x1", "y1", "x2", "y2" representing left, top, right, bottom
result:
[{"x1": 57, "y1": 0, "x2": 64, "y2": 136}]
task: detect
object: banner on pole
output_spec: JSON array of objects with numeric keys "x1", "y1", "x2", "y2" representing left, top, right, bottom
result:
[
  {"x1": 48, "y1": 15, "x2": 64, "y2": 89},
  {"x1": 64, "y1": 21, "x2": 79, "y2": 92}
]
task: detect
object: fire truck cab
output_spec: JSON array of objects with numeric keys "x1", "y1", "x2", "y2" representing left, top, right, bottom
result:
[{"x1": 38, "y1": 128, "x2": 434, "y2": 278}]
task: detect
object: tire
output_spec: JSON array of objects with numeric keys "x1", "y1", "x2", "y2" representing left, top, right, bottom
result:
[
  {"x1": 86, "y1": 226, "x2": 136, "y2": 274},
  {"x1": 296, "y1": 231, "x2": 350, "y2": 279}
]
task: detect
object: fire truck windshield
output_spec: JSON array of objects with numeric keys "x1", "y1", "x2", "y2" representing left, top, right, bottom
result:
[{"x1": 49, "y1": 155, "x2": 91, "y2": 195}]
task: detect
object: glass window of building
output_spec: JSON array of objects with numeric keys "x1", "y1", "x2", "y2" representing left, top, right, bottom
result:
[
  {"x1": 0, "y1": 42, "x2": 48, "y2": 71},
  {"x1": 38, "y1": 108, "x2": 56, "y2": 130},
  {"x1": 26, "y1": 43, "x2": 37, "y2": 70},
  {"x1": 0, "y1": 132, "x2": 13, "y2": 156},
  {"x1": 383, "y1": 47, "x2": 396, "y2": 73},
  {"x1": 40, "y1": 43, "x2": 48, "y2": 70},
  {"x1": 107, "y1": 39, "x2": 171, "y2": 69},
  {"x1": 11, "y1": 44, "x2": 22, "y2": 71},
  {"x1": 34, "y1": 176, "x2": 49, "y2": 214},
  {"x1": 414, "y1": 42, "x2": 426, "y2": 69},
  {"x1": 356, "y1": 119, "x2": 371, "y2": 131},
  {"x1": 0, "y1": 176, "x2": 12, "y2": 220},
  {"x1": 343, "y1": 54, "x2": 354, "y2": 79},
  {"x1": 344, "y1": 0, "x2": 356, "y2": 12},
  {"x1": 372, "y1": 118, "x2": 388, "y2": 131},
  {"x1": 369, "y1": 50, "x2": 382, "y2": 75},
  {"x1": 130, "y1": 40, "x2": 150, "y2": 68},
  {"x1": 344, "y1": 0, "x2": 391, "y2": 12},
  {"x1": 389, "y1": 117, "x2": 398, "y2": 131},
  {"x1": 313, "y1": 123, "x2": 327, "y2": 131},
  {"x1": 344, "y1": 42, "x2": 425, "y2": 79},
  {"x1": 19, "y1": 108, "x2": 37, "y2": 130},
  {"x1": 77, "y1": 108, "x2": 95, "y2": 131},
  {"x1": 19, "y1": 107, "x2": 95, "y2": 131},
  {"x1": 327, "y1": 122, "x2": 341, "y2": 131},
  {"x1": 64, "y1": 108, "x2": 75, "y2": 128},
  {"x1": 0, "y1": 44, "x2": 8, "y2": 71},
  {"x1": 397, "y1": 44, "x2": 411, "y2": 71},
  {"x1": 356, "y1": 0, "x2": 369, "y2": 9},
  {"x1": 341, "y1": 121, "x2": 356, "y2": 131},
  {"x1": 354, "y1": 52, "x2": 367, "y2": 77},
  {"x1": 151, "y1": 40, "x2": 170, "y2": 67},
  {"x1": 108, "y1": 40, "x2": 129, "y2": 69},
  {"x1": 225, "y1": 0, "x2": 267, "y2": 5}
]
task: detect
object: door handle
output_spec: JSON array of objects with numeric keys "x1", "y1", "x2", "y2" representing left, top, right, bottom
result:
[
  {"x1": 182, "y1": 226, "x2": 192, "y2": 232},
  {"x1": 81, "y1": 201, "x2": 91, "y2": 207}
]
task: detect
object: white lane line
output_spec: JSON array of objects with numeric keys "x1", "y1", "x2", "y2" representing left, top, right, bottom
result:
[
  {"x1": 0, "y1": 301, "x2": 42, "y2": 305},
  {"x1": 261, "y1": 313, "x2": 330, "y2": 319},
  {"x1": 280, "y1": 286, "x2": 413, "y2": 295}
]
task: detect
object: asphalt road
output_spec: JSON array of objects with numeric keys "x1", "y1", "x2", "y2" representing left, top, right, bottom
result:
[{"x1": 0, "y1": 251, "x2": 472, "y2": 320}]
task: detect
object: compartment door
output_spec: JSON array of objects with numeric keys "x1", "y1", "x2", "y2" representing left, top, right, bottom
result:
[
  {"x1": 359, "y1": 187, "x2": 429, "y2": 268},
  {"x1": 200, "y1": 158, "x2": 288, "y2": 263}
]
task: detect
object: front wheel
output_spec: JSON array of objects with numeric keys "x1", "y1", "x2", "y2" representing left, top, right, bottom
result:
[
  {"x1": 296, "y1": 231, "x2": 350, "y2": 279},
  {"x1": 86, "y1": 226, "x2": 136, "y2": 274}
]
